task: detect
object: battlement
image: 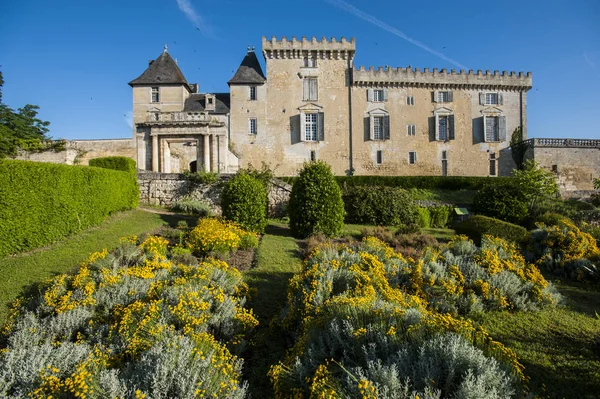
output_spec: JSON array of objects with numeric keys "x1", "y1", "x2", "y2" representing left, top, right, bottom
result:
[
  {"x1": 262, "y1": 36, "x2": 356, "y2": 59},
  {"x1": 353, "y1": 66, "x2": 532, "y2": 90}
]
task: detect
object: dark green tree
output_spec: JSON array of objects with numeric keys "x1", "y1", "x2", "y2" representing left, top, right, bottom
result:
[
  {"x1": 0, "y1": 69, "x2": 52, "y2": 158},
  {"x1": 509, "y1": 126, "x2": 529, "y2": 170}
]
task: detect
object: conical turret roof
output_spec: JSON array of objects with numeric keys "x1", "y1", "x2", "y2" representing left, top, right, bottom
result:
[
  {"x1": 129, "y1": 49, "x2": 189, "y2": 86},
  {"x1": 228, "y1": 50, "x2": 266, "y2": 85}
]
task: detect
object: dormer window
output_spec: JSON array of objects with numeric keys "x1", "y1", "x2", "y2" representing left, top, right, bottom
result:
[
  {"x1": 205, "y1": 94, "x2": 216, "y2": 111},
  {"x1": 208, "y1": 97, "x2": 213, "y2": 105},
  {"x1": 151, "y1": 87, "x2": 159, "y2": 103}
]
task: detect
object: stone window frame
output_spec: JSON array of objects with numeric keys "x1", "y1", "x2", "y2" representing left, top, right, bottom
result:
[
  {"x1": 249, "y1": 118, "x2": 257, "y2": 135},
  {"x1": 376, "y1": 150, "x2": 383, "y2": 165},
  {"x1": 367, "y1": 88, "x2": 388, "y2": 103},
  {"x1": 481, "y1": 107, "x2": 506, "y2": 143},
  {"x1": 480, "y1": 92, "x2": 504, "y2": 106},
  {"x1": 151, "y1": 87, "x2": 160, "y2": 103},
  {"x1": 249, "y1": 86, "x2": 257, "y2": 101},
  {"x1": 408, "y1": 151, "x2": 417, "y2": 165},
  {"x1": 407, "y1": 96, "x2": 415, "y2": 105},
  {"x1": 407, "y1": 124, "x2": 416, "y2": 136},
  {"x1": 442, "y1": 150, "x2": 448, "y2": 176},
  {"x1": 299, "y1": 103, "x2": 324, "y2": 142},
  {"x1": 433, "y1": 107, "x2": 455, "y2": 142},
  {"x1": 367, "y1": 108, "x2": 390, "y2": 141},
  {"x1": 433, "y1": 90, "x2": 453, "y2": 103},
  {"x1": 489, "y1": 152, "x2": 497, "y2": 176},
  {"x1": 304, "y1": 56, "x2": 318, "y2": 68}
]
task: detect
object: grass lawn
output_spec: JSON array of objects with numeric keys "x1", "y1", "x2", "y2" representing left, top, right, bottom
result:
[
  {"x1": 480, "y1": 278, "x2": 600, "y2": 399},
  {"x1": 242, "y1": 221, "x2": 303, "y2": 398},
  {"x1": 0, "y1": 209, "x2": 193, "y2": 325}
]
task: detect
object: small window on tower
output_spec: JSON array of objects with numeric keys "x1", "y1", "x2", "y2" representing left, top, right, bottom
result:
[
  {"x1": 489, "y1": 152, "x2": 497, "y2": 176},
  {"x1": 376, "y1": 150, "x2": 383, "y2": 165},
  {"x1": 151, "y1": 87, "x2": 159, "y2": 103},
  {"x1": 249, "y1": 86, "x2": 257, "y2": 101},
  {"x1": 310, "y1": 150, "x2": 316, "y2": 161}
]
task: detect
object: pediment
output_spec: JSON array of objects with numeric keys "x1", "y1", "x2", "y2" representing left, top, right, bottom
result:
[
  {"x1": 433, "y1": 106, "x2": 453, "y2": 115},
  {"x1": 481, "y1": 106, "x2": 503, "y2": 115},
  {"x1": 367, "y1": 107, "x2": 389, "y2": 116},
  {"x1": 298, "y1": 102, "x2": 323, "y2": 112}
]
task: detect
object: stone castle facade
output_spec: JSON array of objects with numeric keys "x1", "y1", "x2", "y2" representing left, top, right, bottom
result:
[{"x1": 15, "y1": 36, "x2": 599, "y2": 191}]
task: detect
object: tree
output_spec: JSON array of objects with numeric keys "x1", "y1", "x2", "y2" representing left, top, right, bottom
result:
[
  {"x1": 0, "y1": 69, "x2": 52, "y2": 158},
  {"x1": 511, "y1": 159, "x2": 559, "y2": 211},
  {"x1": 509, "y1": 126, "x2": 530, "y2": 170},
  {"x1": 221, "y1": 172, "x2": 268, "y2": 234},
  {"x1": 288, "y1": 161, "x2": 345, "y2": 238}
]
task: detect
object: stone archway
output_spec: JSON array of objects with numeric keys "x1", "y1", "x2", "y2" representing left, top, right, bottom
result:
[{"x1": 189, "y1": 160, "x2": 198, "y2": 173}]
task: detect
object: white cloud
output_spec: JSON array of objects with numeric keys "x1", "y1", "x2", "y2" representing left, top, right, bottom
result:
[
  {"x1": 176, "y1": 0, "x2": 213, "y2": 36},
  {"x1": 124, "y1": 111, "x2": 133, "y2": 129},
  {"x1": 324, "y1": 0, "x2": 468, "y2": 70},
  {"x1": 583, "y1": 52, "x2": 599, "y2": 76}
]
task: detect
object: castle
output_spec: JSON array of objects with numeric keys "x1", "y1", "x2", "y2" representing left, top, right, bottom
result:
[{"x1": 16, "y1": 37, "x2": 600, "y2": 190}]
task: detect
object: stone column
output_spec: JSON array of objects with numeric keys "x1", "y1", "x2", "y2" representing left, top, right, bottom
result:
[
  {"x1": 151, "y1": 134, "x2": 159, "y2": 172},
  {"x1": 203, "y1": 134, "x2": 210, "y2": 172},
  {"x1": 196, "y1": 137, "x2": 202, "y2": 172},
  {"x1": 163, "y1": 140, "x2": 171, "y2": 173}
]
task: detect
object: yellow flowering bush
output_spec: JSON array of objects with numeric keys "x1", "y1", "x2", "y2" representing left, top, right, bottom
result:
[
  {"x1": 0, "y1": 237, "x2": 255, "y2": 398},
  {"x1": 271, "y1": 238, "x2": 526, "y2": 398},
  {"x1": 527, "y1": 218, "x2": 600, "y2": 282},
  {"x1": 186, "y1": 217, "x2": 259, "y2": 256}
]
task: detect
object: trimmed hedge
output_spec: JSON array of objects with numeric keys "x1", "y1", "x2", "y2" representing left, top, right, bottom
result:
[
  {"x1": 88, "y1": 156, "x2": 137, "y2": 175},
  {"x1": 343, "y1": 186, "x2": 418, "y2": 226},
  {"x1": 0, "y1": 159, "x2": 139, "y2": 257},
  {"x1": 454, "y1": 215, "x2": 528, "y2": 245},
  {"x1": 221, "y1": 172, "x2": 268, "y2": 233},
  {"x1": 281, "y1": 175, "x2": 512, "y2": 190},
  {"x1": 472, "y1": 180, "x2": 529, "y2": 224}
]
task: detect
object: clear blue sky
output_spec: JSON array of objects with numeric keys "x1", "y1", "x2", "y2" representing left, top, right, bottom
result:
[{"x1": 1, "y1": 0, "x2": 599, "y2": 140}]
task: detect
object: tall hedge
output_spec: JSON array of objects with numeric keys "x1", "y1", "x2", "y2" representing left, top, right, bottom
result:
[
  {"x1": 454, "y1": 215, "x2": 528, "y2": 245},
  {"x1": 88, "y1": 156, "x2": 137, "y2": 175},
  {"x1": 343, "y1": 186, "x2": 418, "y2": 226},
  {"x1": 289, "y1": 161, "x2": 345, "y2": 238},
  {"x1": 0, "y1": 159, "x2": 139, "y2": 257},
  {"x1": 221, "y1": 172, "x2": 267, "y2": 233},
  {"x1": 472, "y1": 180, "x2": 529, "y2": 225},
  {"x1": 281, "y1": 175, "x2": 512, "y2": 190}
]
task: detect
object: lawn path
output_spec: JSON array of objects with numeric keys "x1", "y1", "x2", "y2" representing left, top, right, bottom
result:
[
  {"x1": 0, "y1": 209, "x2": 192, "y2": 325},
  {"x1": 243, "y1": 222, "x2": 303, "y2": 398}
]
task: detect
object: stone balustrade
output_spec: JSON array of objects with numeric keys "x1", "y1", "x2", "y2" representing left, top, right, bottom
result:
[{"x1": 524, "y1": 138, "x2": 600, "y2": 148}]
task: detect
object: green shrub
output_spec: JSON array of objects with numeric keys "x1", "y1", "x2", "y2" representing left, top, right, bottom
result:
[
  {"x1": 185, "y1": 169, "x2": 218, "y2": 185},
  {"x1": 343, "y1": 186, "x2": 418, "y2": 227},
  {"x1": 288, "y1": 161, "x2": 345, "y2": 238},
  {"x1": 88, "y1": 156, "x2": 137, "y2": 175},
  {"x1": 0, "y1": 159, "x2": 139, "y2": 257},
  {"x1": 454, "y1": 215, "x2": 528, "y2": 245},
  {"x1": 417, "y1": 207, "x2": 431, "y2": 228},
  {"x1": 472, "y1": 181, "x2": 529, "y2": 224},
  {"x1": 171, "y1": 199, "x2": 213, "y2": 217},
  {"x1": 396, "y1": 223, "x2": 421, "y2": 234},
  {"x1": 221, "y1": 172, "x2": 267, "y2": 234},
  {"x1": 535, "y1": 212, "x2": 569, "y2": 227},
  {"x1": 429, "y1": 206, "x2": 451, "y2": 228}
]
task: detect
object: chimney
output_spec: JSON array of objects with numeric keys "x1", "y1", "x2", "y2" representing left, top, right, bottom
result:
[{"x1": 148, "y1": 60, "x2": 154, "y2": 66}]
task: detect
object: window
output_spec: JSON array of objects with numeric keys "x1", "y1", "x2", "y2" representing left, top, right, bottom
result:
[
  {"x1": 434, "y1": 113, "x2": 455, "y2": 141},
  {"x1": 304, "y1": 57, "x2": 317, "y2": 68},
  {"x1": 303, "y1": 78, "x2": 318, "y2": 101},
  {"x1": 373, "y1": 116, "x2": 384, "y2": 140},
  {"x1": 442, "y1": 151, "x2": 448, "y2": 176},
  {"x1": 436, "y1": 90, "x2": 453, "y2": 103},
  {"x1": 409, "y1": 151, "x2": 417, "y2": 165},
  {"x1": 407, "y1": 124, "x2": 416, "y2": 136},
  {"x1": 552, "y1": 164, "x2": 558, "y2": 173},
  {"x1": 485, "y1": 116, "x2": 499, "y2": 142},
  {"x1": 249, "y1": 86, "x2": 257, "y2": 101},
  {"x1": 407, "y1": 96, "x2": 415, "y2": 105},
  {"x1": 151, "y1": 87, "x2": 159, "y2": 103},
  {"x1": 207, "y1": 97, "x2": 213, "y2": 105},
  {"x1": 485, "y1": 93, "x2": 498, "y2": 105},
  {"x1": 367, "y1": 88, "x2": 388, "y2": 102},
  {"x1": 153, "y1": 112, "x2": 160, "y2": 121},
  {"x1": 376, "y1": 150, "x2": 383, "y2": 165},
  {"x1": 310, "y1": 150, "x2": 316, "y2": 161},
  {"x1": 249, "y1": 118, "x2": 257, "y2": 135},
  {"x1": 438, "y1": 116, "x2": 448, "y2": 141},
  {"x1": 305, "y1": 113, "x2": 318, "y2": 141},
  {"x1": 489, "y1": 152, "x2": 497, "y2": 176}
]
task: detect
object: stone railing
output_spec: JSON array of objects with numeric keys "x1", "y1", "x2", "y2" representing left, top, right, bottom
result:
[
  {"x1": 524, "y1": 138, "x2": 600, "y2": 148},
  {"x1": 145, "y1": 111, "x2": 217, "y2": 124}
]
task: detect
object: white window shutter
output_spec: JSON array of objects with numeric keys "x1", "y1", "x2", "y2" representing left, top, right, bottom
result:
[
  {"x1": 498, "y1": 93, "x2": 504, "y2": 105},
  {"x1": 433, "y1": 90, "x2": 439, "y2": 103},
  {"x1": 383, "y1": 89, "x2": 389, "y2": 102},
  {"x1": 311, "y1": 79, "x2": 318, "y2": 101},
  {"x1": 448, "y1": 91, "x2": 454, "y2": 102},
  {"x1": 479, "y1": 93, "x2": 485, "y2": 105},
  {"x1": 367, "y1": 89, "x2": 374, "y2": 102},
  {"x1": 300, "y1": 113, "x2": 307, "y2": 141},
  {"x1": 499, "y1": 116, "x2": 507, "y2": 141},
  {"x1": 303, "y1": 80, "x2": 310, "y2": 101},
  {"x1": 435, "y1": 114, "x2": 440, "y2": 141},
  {"x1": 483, "y1": 115, "x2": 488, "y2": 142},
  {"x1": 369, "y1": 116, "x2": 375, "y2": 140}
]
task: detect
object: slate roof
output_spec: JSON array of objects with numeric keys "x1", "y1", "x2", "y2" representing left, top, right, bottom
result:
[
  {"x1": 228, "y1": 51, "x2": 266, "y2": 85},
  {"x1": 183, "y1": 93, "x2": 230, "y2": 114},
  {"x1": 129, "y1": 51, "x2": 190, "y2": 87}
]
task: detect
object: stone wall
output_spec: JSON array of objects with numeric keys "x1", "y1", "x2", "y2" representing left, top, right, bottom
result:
[
  {"x1": 138, "y1": 172, "x2": 291, "y2": 217},
  {"x1": 15, "y1": 138, "x2": 136, "y2": 165}
]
